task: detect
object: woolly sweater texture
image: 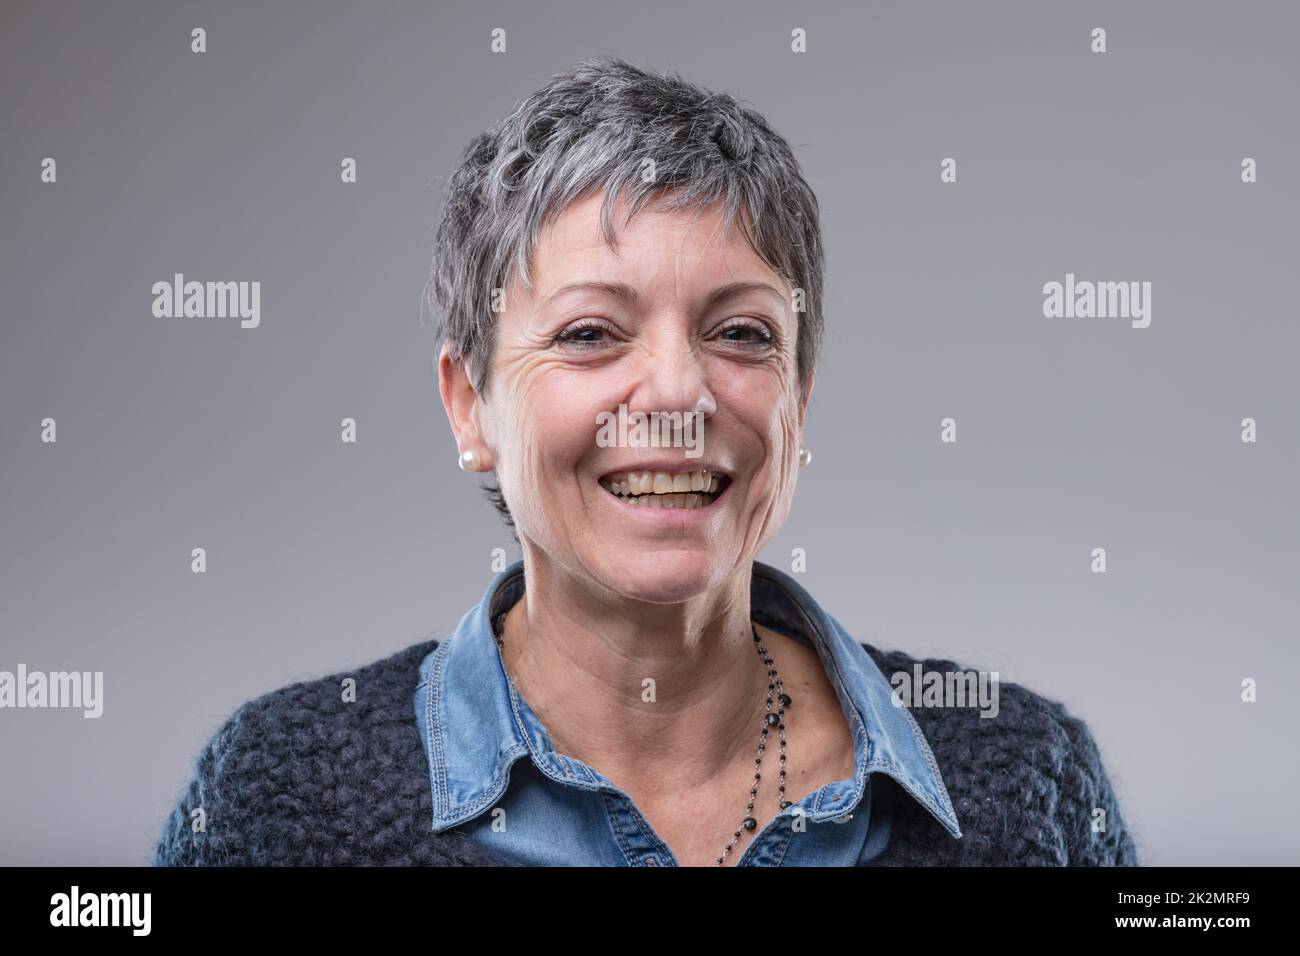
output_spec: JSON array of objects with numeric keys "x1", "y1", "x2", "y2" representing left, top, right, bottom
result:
[{"x1": 154, "y1": 638, "x2": 1139, "y2": 866}]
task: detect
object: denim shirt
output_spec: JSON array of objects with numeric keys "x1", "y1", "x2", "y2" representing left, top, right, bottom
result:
[{"x1": 414, "y1": 559, "x2": 962, "y2": 866}]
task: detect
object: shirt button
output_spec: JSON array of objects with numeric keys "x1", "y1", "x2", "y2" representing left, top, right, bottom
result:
[{"x1": 643, "y1": 855, "x2": 659, "y2": 866}]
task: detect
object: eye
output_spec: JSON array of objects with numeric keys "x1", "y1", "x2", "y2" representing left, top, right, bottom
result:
[
  {"x1": 715, "y1": 319, "x2": 775, "y2": 350},
  {"x1": 553, "y1": 318, "x2": 618, "y2": 350}
]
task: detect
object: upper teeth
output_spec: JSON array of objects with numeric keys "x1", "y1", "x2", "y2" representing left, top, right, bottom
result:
[{"x1": 601, "y1": 469, "x2": 722, "y2": 496}]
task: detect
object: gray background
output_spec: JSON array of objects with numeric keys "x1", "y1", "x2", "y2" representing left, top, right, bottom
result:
[{"x1": 2, "y1": 0, "x2": 1296, "y2": 865}]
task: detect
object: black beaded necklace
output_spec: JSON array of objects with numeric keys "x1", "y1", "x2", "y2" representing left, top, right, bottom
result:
[{"x1": 490, "y1": 612, "x2": 792, "y2": 867}]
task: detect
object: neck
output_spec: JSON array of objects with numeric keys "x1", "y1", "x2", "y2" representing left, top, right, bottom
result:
[{"x1": 496, "y1": 557, "x2": 772, "y2": 802}]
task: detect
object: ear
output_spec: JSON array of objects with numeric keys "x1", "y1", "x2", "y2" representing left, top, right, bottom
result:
[
  {"x1": 437, "y1": 342, "x2": 492, "y2": 470},
  {"x1": 797, "y1": 368, "x2": 816, "y2": 431}
]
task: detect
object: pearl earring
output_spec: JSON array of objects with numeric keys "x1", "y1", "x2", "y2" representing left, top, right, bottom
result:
[
  {"x1": 458, "y1": 449, "x2": 481, "y2": 472},
  {"x1": 797, "y1": 445, "x2": 812, "y2": 468}
]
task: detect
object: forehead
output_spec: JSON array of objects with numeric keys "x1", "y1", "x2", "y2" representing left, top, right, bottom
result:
[{"x1": 527, "y1": 189, "x2": 785, "y2": 294}]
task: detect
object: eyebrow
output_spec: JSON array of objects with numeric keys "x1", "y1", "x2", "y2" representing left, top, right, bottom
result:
[{"x1": 545, "y1": 280, "x2": 787, "y2": 311}]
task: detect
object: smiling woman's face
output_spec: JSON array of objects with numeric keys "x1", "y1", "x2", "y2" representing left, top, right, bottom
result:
[{"x1": 453, "y1": 188, "x2": 814, "y2": 605}]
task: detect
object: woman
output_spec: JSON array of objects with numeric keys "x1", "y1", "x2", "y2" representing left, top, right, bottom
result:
[{"x1": 155, "y1": 56, "x2": 1138, "y2": 867}]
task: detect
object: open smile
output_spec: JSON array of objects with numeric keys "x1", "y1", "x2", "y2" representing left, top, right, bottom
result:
[{"x1": 597, "y1": 468, "x2": 732, "y2": 511}]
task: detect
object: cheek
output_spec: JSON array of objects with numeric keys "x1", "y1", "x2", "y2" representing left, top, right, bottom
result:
[
  {"x1": 720, "y1": 373, "x2": 798, "y2": 447},
  {"x1": 749, "y1": 408, "x2": 801, "y2": 501},
  {"x1": 494, "y1": 381, "x2": 602, "y2": 500},
  {"x1": 536, "y1": 392, "x2": 607, "y2": 471}
]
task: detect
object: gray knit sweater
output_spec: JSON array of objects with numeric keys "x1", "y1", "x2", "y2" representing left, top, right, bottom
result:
[{"x1": 153, "y1": 638, "x2": 1140, "y2": 866}]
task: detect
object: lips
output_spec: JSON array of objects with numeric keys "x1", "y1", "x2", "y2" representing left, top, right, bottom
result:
[{"x1": 598, "y1": 467, "x2": 731, "y2": 510}]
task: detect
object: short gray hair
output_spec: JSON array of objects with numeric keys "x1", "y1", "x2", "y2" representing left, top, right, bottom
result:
[{"x1": 428, "y1": 56, "x2": 825, "y2": 540}]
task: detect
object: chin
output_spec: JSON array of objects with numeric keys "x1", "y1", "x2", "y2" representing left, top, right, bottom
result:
[{"x1": 593, "y1": 548, "x2": 727, "y2": 604}]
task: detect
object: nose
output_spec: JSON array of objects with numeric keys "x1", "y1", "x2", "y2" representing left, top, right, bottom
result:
[{"x1": 630, "y1": 329, "x2": 718, "y2": 427}]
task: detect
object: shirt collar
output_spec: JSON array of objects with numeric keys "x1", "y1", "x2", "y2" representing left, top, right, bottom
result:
[{"x1": 416, "y1": 559, "x2": 962, "y2": 840}]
